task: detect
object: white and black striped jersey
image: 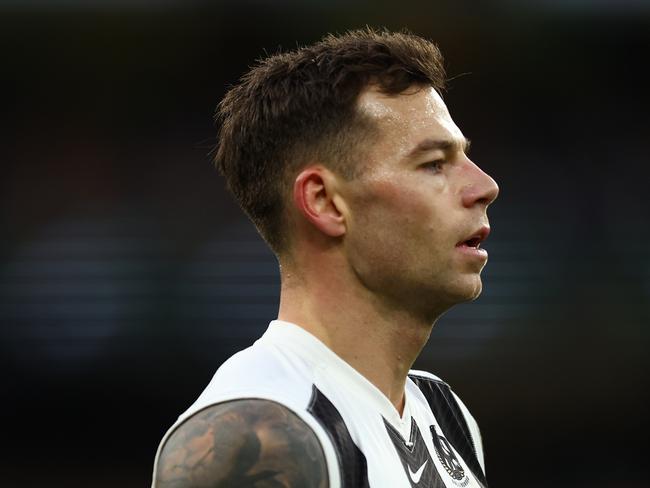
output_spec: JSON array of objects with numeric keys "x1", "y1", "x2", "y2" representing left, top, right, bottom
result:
[{"x1": 152, "y1": 320, "x2": 488, "y2": 487}]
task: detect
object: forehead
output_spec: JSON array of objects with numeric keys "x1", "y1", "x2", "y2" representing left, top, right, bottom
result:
[{"x1": 356, "y1": 85, "x2": 464, "y2": 160}]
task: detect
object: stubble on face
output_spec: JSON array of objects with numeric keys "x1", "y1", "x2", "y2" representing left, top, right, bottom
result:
[{"x1": 339, "y1": 85, "x2": 486, "y2": 322}]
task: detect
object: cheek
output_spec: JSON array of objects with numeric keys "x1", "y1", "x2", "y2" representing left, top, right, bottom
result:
[
  {"x1": 361, "y1": 176, "x2": 432, "y2": 217},
  {"x1": 367, "y1": 177, "x2": 444, "y2": 233},
  {"x1": 344, "y1": 179, "x2": 453, "y2": 296},
  {"x1": 350, "y1": 177, "x2": 444, "y2": 251}
]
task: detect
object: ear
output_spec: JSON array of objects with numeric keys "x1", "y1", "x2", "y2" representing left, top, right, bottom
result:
[{"x1": 292, "y1": 166, "x2": 346, "y2": 238}]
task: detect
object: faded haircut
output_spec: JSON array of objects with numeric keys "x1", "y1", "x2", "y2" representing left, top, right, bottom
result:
[{"x1": 214, "y1": 28, "x2": 446, "y2": 254}]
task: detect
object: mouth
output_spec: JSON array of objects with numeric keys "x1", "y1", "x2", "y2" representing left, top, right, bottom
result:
[{"x1": 456, "y1": 225, "x2": 490, "y2": 250}]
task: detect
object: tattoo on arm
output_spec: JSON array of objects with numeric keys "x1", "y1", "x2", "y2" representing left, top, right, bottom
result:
[{"x1": 155, "y1": 399, "x2": 329, "y2": 488}]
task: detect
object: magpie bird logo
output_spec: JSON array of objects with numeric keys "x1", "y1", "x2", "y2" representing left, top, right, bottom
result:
[{"x1": 430, "y1": 425, "x2": 465, "y2": 481}]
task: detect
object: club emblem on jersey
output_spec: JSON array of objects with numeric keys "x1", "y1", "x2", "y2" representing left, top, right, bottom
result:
[{"x1": 430, "y1": 425, "x2": 466, "y2": 482}]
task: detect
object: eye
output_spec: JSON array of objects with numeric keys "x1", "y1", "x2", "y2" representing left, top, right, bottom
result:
[{"x1": 421, "y1": 160, "x2": 445, "y2": 173}]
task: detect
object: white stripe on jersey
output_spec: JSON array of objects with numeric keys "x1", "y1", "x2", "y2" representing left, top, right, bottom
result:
[{"x1": 152, "y1": 320, "x2": 487, "y2": 487}]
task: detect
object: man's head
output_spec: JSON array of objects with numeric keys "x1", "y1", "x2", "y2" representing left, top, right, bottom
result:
[
  {"x1": 214, "y1": 28, "x2": 446, "y2": 255},
  {"x1": 215, "y1": 28, "x2": 498, "y2": 317}
]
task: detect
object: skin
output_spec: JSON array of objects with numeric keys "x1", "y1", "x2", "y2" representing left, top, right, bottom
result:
[
  {"x1": 156, "y1": 400, "x2": 328, "y2": 488},
  {"x1": 155, "y1": 84, "x2": 498, "y2": 487},
  {"x1": 343, "y1": 85, "x2": 497, "y2": 314},
  {"x1": 280, "y1": 84, "x2": 499, "y2": 413}
]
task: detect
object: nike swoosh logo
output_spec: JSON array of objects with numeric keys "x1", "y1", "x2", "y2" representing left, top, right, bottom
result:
[{"x1": 408, "y1": 460, "x2": 427, "y2": 483}]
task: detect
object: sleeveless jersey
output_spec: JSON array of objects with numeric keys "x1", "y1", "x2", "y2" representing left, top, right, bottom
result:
[{"x1": 152, "y1": 320, "x2": 488, "y2": 488}]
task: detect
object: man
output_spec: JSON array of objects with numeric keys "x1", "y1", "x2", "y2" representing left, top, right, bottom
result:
[{"x1": 153, "y1": 28, "x2": 498, "y2": 487}]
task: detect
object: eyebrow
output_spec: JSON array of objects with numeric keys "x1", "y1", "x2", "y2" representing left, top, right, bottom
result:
[{"x1": 406, "y1": 137, "x2": 472, "y2": 158}]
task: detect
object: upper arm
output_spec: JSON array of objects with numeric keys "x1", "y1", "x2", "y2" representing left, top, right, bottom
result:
[{"x1": 154, "y1": 399, "x2": 329, "y2": 488}]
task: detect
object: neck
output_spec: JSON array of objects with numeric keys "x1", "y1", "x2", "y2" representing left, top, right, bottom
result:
[{"x1": 277, "y1": 258, "x2": 437, "y2": 415}]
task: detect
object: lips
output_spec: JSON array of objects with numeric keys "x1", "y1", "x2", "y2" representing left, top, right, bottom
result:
[{"x1": 456, "y1": 225, "x2": 490, "y2": 249}]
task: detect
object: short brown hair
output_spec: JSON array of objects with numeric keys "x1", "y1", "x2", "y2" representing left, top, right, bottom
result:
[{"x1": 214, "y1": 28, "x2": 446, "y2": 254}]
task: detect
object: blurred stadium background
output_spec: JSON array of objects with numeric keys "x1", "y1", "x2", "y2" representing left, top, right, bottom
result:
[{"x1": 2, "y1": 1, "x2": 649, "y2": 486}]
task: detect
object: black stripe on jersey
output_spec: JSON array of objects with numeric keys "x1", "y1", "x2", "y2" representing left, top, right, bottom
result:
[
  {"x1": 383, "y1": 416, "x2": 446, "y2": 488},
  {"x1": 408, "y1": 373, "x2": 489, "y2": 488},
  {"x1": 307, "y1": 385, "x2": 370, "y2": 488}
]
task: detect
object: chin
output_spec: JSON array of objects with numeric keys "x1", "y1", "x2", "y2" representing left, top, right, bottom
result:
[
  {"x1": 419, "y1": 279, "x2": 483, "y2": 320},
  {"x1": 467, "y1": 285, "x2": 483, "y2": 302},
  {"x1": 451, "y1": 276, "x2": 483, "y2": 303}
]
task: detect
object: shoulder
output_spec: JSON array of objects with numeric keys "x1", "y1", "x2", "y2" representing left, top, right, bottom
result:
[
  {"x1": 209, "y1": 336, "x2": 316, "y2": 394},
  {"x1": 407, "y1": 369, "x2": 478, "y2": 428},
  {"x1": 408, "y1": 368, "x2": 486, "y2": 473},
  {"x1": 408, "y1": 368, "x2": 445, "y2": 384},
  {"x1": 185, "y1": 339, "x2": 316, "y2": 418},
  {"x1": 154, "y1": 398, "x2": 329, "y2": 488}
]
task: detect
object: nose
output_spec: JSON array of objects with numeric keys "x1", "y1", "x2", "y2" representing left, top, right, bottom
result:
[{"x1": 460, "y1": 159, "x2": 499, "y2": 208}]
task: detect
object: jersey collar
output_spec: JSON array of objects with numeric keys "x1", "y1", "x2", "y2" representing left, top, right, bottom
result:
[{"x1": 261, "y1": 319, "x2": 412, "y2": 429}]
